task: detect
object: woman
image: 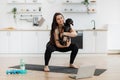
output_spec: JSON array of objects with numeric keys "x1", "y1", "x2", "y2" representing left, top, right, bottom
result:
[{"x1": 44, "y1": 12, "x2": 78, "y2": 72}]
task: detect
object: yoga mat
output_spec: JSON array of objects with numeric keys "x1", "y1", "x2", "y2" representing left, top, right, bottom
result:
[{"x1": 10, "y1": 64, "x2": 106, "y2": 76}]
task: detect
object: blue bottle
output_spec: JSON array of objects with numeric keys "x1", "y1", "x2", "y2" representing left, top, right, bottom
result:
[{"x1": 6, "y1": 69, "x2": 27, "y2": 74}]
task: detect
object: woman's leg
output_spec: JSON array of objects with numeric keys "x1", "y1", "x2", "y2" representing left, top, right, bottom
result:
[
  {"x1": 69, "y1": 44, "x2": 78, "y2": 68},
  {"x1": 44, "y1": 43, "x2": 56, "y2": 71}
]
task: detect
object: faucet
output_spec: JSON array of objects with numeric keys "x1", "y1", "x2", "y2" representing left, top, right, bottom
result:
[{"x1": 91, "y1": 20, "x2": 96, "y2": 30}]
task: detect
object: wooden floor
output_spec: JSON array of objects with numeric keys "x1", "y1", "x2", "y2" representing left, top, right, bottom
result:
[{"x1": 0, "y1": 53, "x2": 120, "y2": 80}]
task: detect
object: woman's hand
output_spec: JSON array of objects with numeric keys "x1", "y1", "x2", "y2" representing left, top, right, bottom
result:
[
  {"x1": 65, "y1": 41, "x2": 71, "y2": 47},
  {"x1": 63, "y1": 36, "x2": 67, "y2": 41}
]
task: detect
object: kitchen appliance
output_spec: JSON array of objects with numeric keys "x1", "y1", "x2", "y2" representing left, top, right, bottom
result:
[{"x1": 33, "y1": 16, "x2": 39, "y2": 26}]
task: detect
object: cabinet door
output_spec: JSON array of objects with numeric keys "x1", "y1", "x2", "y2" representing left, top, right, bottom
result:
[
  {"x1": 96, "y1": 31, "x2": 107, "y2": 53},
  {"x1": 83, "y1": 31, "x2": 95, "y2": 53},
  {"x1": 21, "y1": 31, "x2": 38, "y2": 53},
  {"x1": 38, "y1": 31, "x2": 50, "y2": 53},
  {"x1": 8, "y1": 31, "x2": 21, "y2": 53},
  {"x1": 0, "y1": 31, "x2": 9, "y2": 53}
]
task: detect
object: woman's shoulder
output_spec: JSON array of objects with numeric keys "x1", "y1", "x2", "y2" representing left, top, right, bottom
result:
[{"x1": 54, "y1": 28, "x2": 59, "y2": 34}]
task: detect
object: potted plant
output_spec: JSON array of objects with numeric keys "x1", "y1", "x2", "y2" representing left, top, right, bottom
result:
[
  {"x1": 12, "y1": 7, "x2": 17, "y2": 22},
  {"x1": 81, "y1": 0, "x2": 89, "y2": 7}
]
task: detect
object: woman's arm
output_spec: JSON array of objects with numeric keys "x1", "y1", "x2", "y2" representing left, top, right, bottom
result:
[
  {"x1": 63, "y1": 25, "x2": 77, "y2": 37},
  {"x1": 63, "y1": 29, "x2": 77, "y2": 37},
  {"x1": 54, "y1": 29, "x2": 71, "y2": 48}
]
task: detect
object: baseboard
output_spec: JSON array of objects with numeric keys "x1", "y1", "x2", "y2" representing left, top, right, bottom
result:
[{"x1": 108, "y1": 50, "x2": 120, "y2": 54}]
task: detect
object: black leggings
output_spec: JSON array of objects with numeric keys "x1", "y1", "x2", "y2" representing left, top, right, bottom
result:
[{"x1": 44, "y1": 42, "x2": 78, "y2": 65}]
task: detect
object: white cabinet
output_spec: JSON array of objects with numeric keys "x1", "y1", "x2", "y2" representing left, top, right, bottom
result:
[
  {"x1": 0, "y1": 30, "x2": 50, "y2": 54},
  {"x1": 0, "y1": 30, "x2": 107, "y2": 54},
  {"x1": 38, "y1": 31, "x2": 50, "y2": 53},
  {"x1": 0, "y1": 31, "x2": 9, "y2": 53},
  {"x1": 0, "y1": 31, "x2": 21, "y2": 53},
  {"x1": 95, "y1": 31, "x2": 107, "y2": 53},
  {"x1": 83, "y1": 31, "x2": 95, "y2": 53},
  {"x1": 82, "y1": 30, "x2": 107, "y2": 53},
  {"x1": 8, "y1": 31, "x2": 21, "y2": 53},
  {"x1": 20, "y1": 31, "x2": 50, "y2": 53},
  {"x1": 21, "y1": 31, "x2": 38, "y2": 53}
]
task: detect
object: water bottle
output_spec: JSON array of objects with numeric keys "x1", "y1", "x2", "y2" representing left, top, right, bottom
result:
[{"x1": 20, "y1": 59, "x2": 25, "y2": 70}]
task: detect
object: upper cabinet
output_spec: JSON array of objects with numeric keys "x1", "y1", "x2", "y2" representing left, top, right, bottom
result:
[{"x1": 62, "y1": 0, "x2": 96, "y2": 13}]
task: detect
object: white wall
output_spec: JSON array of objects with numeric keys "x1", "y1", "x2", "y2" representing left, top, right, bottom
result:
[{"x1": 0, "y1": 0, "x2": 120, "y2": 50}]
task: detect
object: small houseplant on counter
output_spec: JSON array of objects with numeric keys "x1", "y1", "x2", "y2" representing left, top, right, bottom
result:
[{"x1": 12, "y1": 7, "x2": 17, "y2": 23}]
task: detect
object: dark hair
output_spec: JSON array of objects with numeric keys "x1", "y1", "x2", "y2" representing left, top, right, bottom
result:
[{"x1": 50, "y1": 12, "x2": 64, "y2": 45}]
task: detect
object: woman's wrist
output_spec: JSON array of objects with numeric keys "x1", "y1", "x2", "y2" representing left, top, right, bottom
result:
[
  {"x1": 63, "y1": 32, "x2": 67, "y2": 36},
  {"x1": 62, "y1": 32, "x2": 65, "y2": 36}
]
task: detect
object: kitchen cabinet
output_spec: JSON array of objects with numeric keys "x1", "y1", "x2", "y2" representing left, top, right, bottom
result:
[
  {"x1": 0, "y1": 31, "x2": 21, "y2": 53},
  {"x1": 0, "y1": 30, "x2": 50, "y2": 54},
  {"x1": 21, "y1": 31, "x2": 38, "y2": 53},
  {"x1": 83, "y1": 31, "x2": 95, "y2": 53},
  {"x1": 81, "y1": 30, "x2": 107, "y2": 53},
  {"x1": 0, "y1": 30, "x2": 107, "y2": 54},
  {"x1": 95, "y1": 31, "x2": 107, "y2": 53},
  {"x1": 8, "y1": 31, "x2": 21, "y2": 53},
  {"x1": 38, "y1": 31, "x2": 50, "y2": 53},
  {"x1": 20, "y1": 31, "x2": 50, "y2": 53},
  {"x1": 0, "y1": 31, "x2": 9, "y2": 53}
]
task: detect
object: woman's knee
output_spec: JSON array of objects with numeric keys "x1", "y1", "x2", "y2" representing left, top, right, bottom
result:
[
  {"x1": 46, "y1": 43, "x2": 56, "y2": 52},
  {"x1": 71, "y1": 44, "x2": 78, "y2": 52}
]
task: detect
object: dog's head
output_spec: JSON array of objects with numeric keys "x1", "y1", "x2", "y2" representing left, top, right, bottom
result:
[
  {"x1": 64, "y1": 18, "x2": 73, "y2": 32},
  {"x1": 65, "y1": 18, "x2": 73, "y2": 26}
]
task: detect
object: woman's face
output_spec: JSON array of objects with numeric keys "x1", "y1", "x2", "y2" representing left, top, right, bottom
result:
[{"x1": 56, "y1": 15, "x2": 64, "y2": 26}]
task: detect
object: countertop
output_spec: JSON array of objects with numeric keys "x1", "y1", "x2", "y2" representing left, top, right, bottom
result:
[{"x1": 0, "y1": 27, "x2": 108, "y2": 31}]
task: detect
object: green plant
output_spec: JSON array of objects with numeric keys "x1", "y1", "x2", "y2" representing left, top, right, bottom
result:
[
  {"x1": 12, "y1": 7, "x2": 17, "y2": 19},
  {"x1": 81, "y1": 0, "x2": 89, "y2": 7}
]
